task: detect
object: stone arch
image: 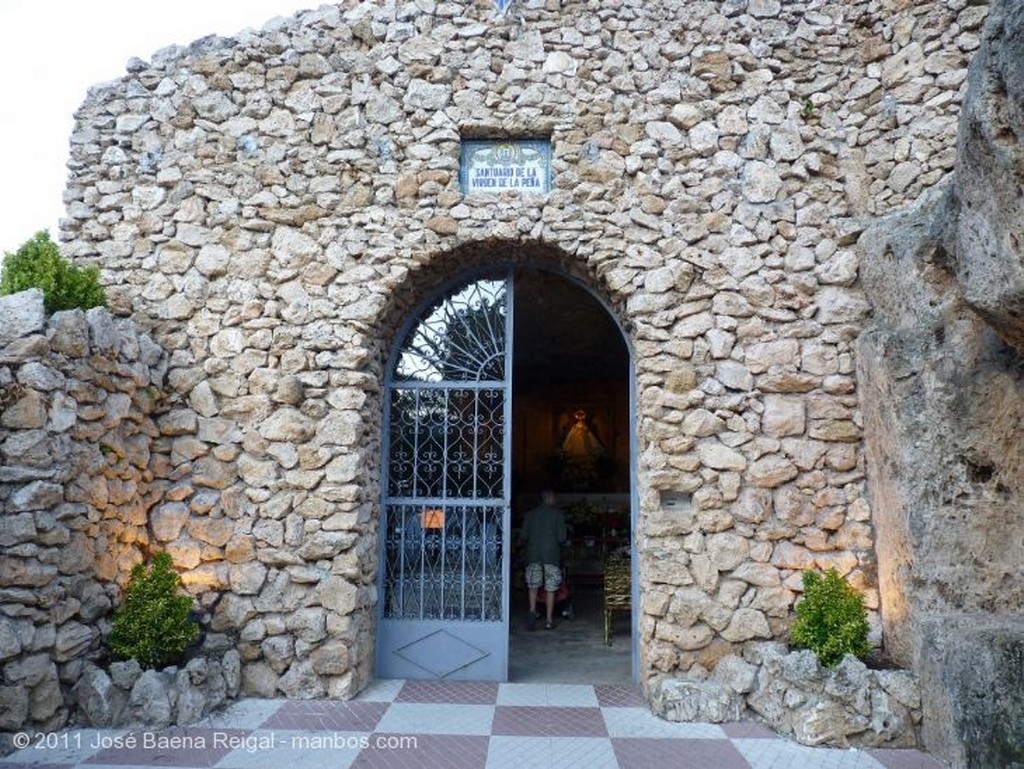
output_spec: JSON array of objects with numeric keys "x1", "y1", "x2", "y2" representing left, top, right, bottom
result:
[
  {"x1": 371, "y1": 239, "x2": 632, "y2": 361},
  {"x1": 365, "y1": 237, "x2": 639, "y2": 680}
]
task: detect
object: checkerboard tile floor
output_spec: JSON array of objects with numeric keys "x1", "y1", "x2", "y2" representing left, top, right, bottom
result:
[{"x1": 0, "y1": 681, "x2": 947, "y2": 769}]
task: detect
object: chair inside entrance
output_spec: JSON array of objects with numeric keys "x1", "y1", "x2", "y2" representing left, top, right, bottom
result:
[{"x1": 603, "y1": 552, "x2": 630, "y2": 645}]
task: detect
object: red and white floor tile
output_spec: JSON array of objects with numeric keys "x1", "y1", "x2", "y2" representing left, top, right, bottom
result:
[{"x1": 0, "y1": 681, "x2": 946, "y2": 769}]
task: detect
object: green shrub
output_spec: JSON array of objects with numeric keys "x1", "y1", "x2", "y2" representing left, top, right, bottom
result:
[
  {"x1": 789, "y1": 568, "x2": 870, "y2": 667},
  {"x1": 107, "y1": 552, "x2": 199, "y2": 669},
  {"x1": 0, "y1": 231, "x2": 106, "y2": 312}
]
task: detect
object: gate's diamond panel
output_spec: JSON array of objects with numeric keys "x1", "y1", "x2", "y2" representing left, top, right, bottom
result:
[{"x1": 394, "y1": 630, "x2": 490, "y2": 678}]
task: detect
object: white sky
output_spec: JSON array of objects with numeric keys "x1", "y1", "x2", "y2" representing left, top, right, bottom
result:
[{"x1": 0, "y1": 0, "x2": 317, "y2": 255}]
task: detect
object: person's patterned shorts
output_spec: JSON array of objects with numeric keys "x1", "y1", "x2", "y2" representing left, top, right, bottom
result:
[{"x1": 525, "y1": 563, "x2": 562, "y2": 591}]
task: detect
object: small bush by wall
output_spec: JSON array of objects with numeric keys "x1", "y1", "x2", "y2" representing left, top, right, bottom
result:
[
  {"x1": 790, "y1": 569, "x2": 870, "y2": 667},
  {"x1": 107, "y1": 552, "x2": 199, "y2": 670},
  {"x1": 0, "y1": 231, "x2": 105, "y2": 313}
]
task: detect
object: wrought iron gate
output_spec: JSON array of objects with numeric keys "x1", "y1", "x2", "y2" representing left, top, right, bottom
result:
[{"x1": 377, "y1": 272, "x2": 512, "y2": 680}]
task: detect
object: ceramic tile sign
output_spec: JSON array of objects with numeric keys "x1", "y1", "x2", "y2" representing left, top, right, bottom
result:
[{"x1": 460, "y1": 139, "x2": 552, "y2": 195}]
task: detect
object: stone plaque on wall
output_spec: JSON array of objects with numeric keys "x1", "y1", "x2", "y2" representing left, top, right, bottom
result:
[{"x1": 460, "y1": 139, "x2": 552, "y2": 195}]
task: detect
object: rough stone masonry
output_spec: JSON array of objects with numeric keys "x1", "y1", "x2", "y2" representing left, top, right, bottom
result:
[{"x1": 3, "y1": 0, "x2": 1020, "y2": 764}]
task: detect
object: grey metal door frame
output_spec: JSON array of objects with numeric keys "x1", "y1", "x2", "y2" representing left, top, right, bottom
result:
[{"x1": 376, "y1": 269, "x2": 514, "y2": 681}]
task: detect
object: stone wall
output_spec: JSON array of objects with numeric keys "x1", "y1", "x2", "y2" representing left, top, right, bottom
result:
[
  {"x1": 0, "y1": 289, "x2": 169, "y2": 741},
  {"x1": 653, "y1": 647, "x2": 922, "y2": 749},
  {"x1": 55, "y1": 0, "x2": 985, "y2": 701},
  {"x1": 72, "y1": 652, "x2": 241, "y2": 729}
]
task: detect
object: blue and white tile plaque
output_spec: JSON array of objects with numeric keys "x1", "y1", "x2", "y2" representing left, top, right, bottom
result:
[{"x1": 460, "y1": 139, "x2": 552, "y2": 195}]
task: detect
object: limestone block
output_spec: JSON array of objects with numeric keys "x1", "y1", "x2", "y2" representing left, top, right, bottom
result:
[
  {"x1": 222, "y1": 650, "x2": 241, "y2": 697},
  {"x1": 771, "y1": 542, "x2": 815, "y2": 570},
  {"x1": 152, "y1": 502, "x2": 189, "y2": 541},
  {"x1": 689, "y1": 553, "x2": 719, "y2": 591},
  {"x1": 580, "y1": 150, "x2": 626, "y2": 184},
  {"x1": 706, "y1": 532, "x2": 749, "y2": 572},
  {"x1": 29, "y1": 671, "x2": 62, "y2": 721},
  {"x1": 299, "y1": 530, "x2": 357, "y2": 559},
  {"x1": 0, "y1": 621, "x2": 23, "y2": 662},
  {"x1": 762, "y1": 396, "x2": 806, "y2": 437},
  {"x1": 712, "y1": 654, "x2": 759, "y2": 694},
  {"x1": 697, "y1": 441, "x2": 747, "y2": 471},
  {"x1": 49, "y1": 310, "x2": 90, "y2": 356},
  {"x1": 73, "y1": 667, "x2": 112, "y2": 729},
  {"x1": 801, "y1": 343, "x2": 839, "y2": 376},
  {"x1": 237, "y1": 454, "x2": 278, "y2": 487},
  {"x1": 670, "y1": 103, "x2": 702, "y2": 129},
  {"x1": 752, "y1": 586, "x2": 796, "y2": 617},
  {"x1": 653, "y1": 678, "x2": 744, "y2": 723},
  {"x1": 319, "y1": 576, "x2": 359, "y2": 615},
  {"x1": 769, "y1": 121, "x2": 805, "y2": 162},
  {"x1": 815, "y1": 287, "x2": 871, "y2": 324},
  {"x1": 646, "y1": 121, "x2": 683, "y2": 146},
  {"x1": 18, "y1": 361, "x2": 66, "y2": 391},
  {"x1": 273, "y1": 376, "x2": 304, "y2": 405},
  {"x1": 109, "y1": 660, "x2": 142, "y2": 690},
  {"x1": 731, "y1": 562, "x2": 781, "y2": 587},
  {"x1": 278, "y1": 659, "x2": 327, "y2": 699},
  {"x1": 189, "y1": 517, "x2": 234, "y2": 548},
  {"x1": 748, "y1": 0, "x2": 781, "y2": 17},
  {"x1": 54, "y1": 621, "x2": 94, "y2": 662},
  {"x1": 241, "y1": 661, "x2": 279, "y2": 697},
  {"x1": 253, "y1": 573, "x2": 306, "y2": 614},
  {"x1": 795, "y1": 701, "x2": 870, "y2": 748},
  {"x1": 657, "y1": 622, "x2": 715, "y2": 651},
  {"x1": 721, "y1": 608, "x2": 771, "y2": 642},
  {"x1": 748, "y1": 456, "x2": 799, "y2": 488},
  {"x1": 742, "y1": 161, "x2": 782, "y2": 203},
  {"x1": 188, "y1": 381, "x2": 219, "y2": 418},
  {"x1": 128, "y1": 669, "x2": 173, "y2": 727},
  {"x1": 734, "y1": 487, "x2": 771, "y2": 524},
  {"x1": 882, "y1": 42, "x2": 925, "y2": 87},
  {"x1": 230, "y1": 562, "x2": 267, "y2": 595},
  {"x1": 286, "y1": 608, "x2": 327, "y2": 643},
  {"x1": 259, "y1": 407, "x2": 315, "y2": 442},
  {"x1": 0, "y1": 289, "x2": 45, "y2": 347},
  {"x1": 404, "y1": 79, "x2": 451, "y2": 110},
  {"x1": 808, "y1": 419, "x2": 861, "y2": 442},
  {"x1": 0, "y1": 683, "x2": 30, "y2": 731},
  {"x1": 875, "y1": 669, "x2": 921, "y2": 711},
  {"x1": 192, "y1": 456, "x2": 235, "y2": 489},
  {"x1": 0, "y1": 556, "x2": 58, "y2": 587},
  {"x1": 175, "y1": 676, "x2": 207, "y2": 725},
  {"x1": 717, "y1": 360, "x2": 754, "y2": 391},
  {"x1": 834, "y1": 522, "x2": 874, "y2": 551},
  {"x1": 325, "y1": 453, "x2": 360, "y2": 484},
  {"x1": 212, "y1": 594, "x2": 256, "y2": 632},
  {"x1": 691, "y1": 45, "x2": 731, "y2": 82},
  {"x1": 682, "y1": 409, "x2": 725, "y2": 437},
  {"x1": 781, "y1": 649, "x2": 823, "y2": 688},
  {"x1": 774, "y1": 486, "x2": 815, "y2": 526},
  {"x1": 745, "y1": 340, "x2": 800, "y2": 372},
  {"x1": 8, "y1": 481, "x2": 63, "y2": 512},
  {"x1": 311, "y1": 641, "x2": 350, "y2": 676}
]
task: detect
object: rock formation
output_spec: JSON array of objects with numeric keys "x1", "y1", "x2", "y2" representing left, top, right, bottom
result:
[{"x1": 858, "y1": 1, "x2": 1024, "y2": 765}]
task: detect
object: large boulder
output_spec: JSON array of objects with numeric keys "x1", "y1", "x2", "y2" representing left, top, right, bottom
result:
[
  {"x1": 917, "y1": 615, "x2": 1024, "y2": 769},
  {"x1": 856, "y1": 3, "x2": 1024, "y2": 764},
  {"x1": 942, "y1": 0, "x2": 1024, "y2": 349}
]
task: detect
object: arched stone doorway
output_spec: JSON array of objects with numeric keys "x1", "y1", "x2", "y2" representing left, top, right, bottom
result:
[{"x1": 375, "y1": 264, "x2": 634, "y2": 682}]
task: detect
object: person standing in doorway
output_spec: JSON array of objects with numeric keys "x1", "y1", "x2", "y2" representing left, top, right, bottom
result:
[{"x1": 520, "y1": 490, "x2": 567, "y2": 630}]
